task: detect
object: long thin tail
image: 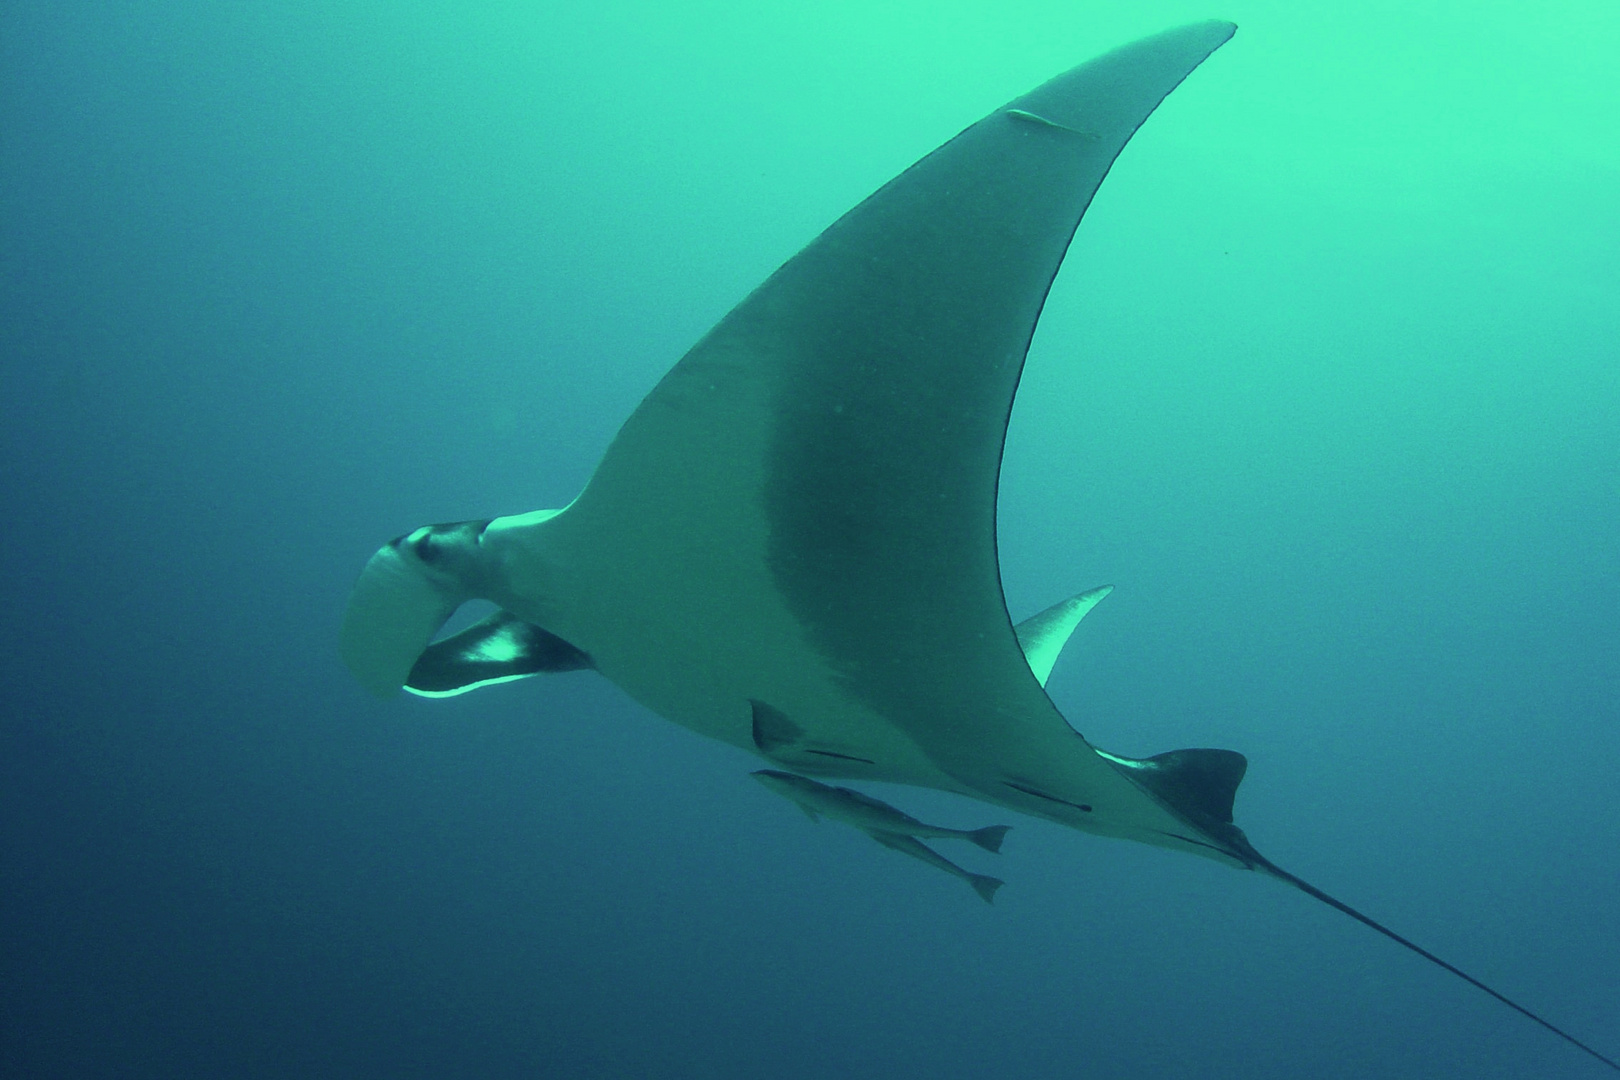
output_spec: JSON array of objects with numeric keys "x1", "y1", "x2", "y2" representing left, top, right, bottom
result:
[{"x1": 1259, "y1": 859, "x2": 1619, "y2": 1073}]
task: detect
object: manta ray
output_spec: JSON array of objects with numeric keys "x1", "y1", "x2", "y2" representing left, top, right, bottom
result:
[{"x1": 339, "y1": 22, "x2": 1617, "y2": 1072}]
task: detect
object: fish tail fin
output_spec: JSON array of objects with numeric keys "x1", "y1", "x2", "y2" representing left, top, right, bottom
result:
[
  {"x1": 969, "y1": 874, "x2": 1004, "y2": 905},
  {"x1": 967, "y1": 825, "x2": 1011, "y2": 853}
]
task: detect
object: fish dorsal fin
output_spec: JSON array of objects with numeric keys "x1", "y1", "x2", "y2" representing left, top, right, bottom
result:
[
  {"x1": 405, "y1": 611, "x2": 592, "y2": 698},
  {"x1": 1014, "y1": 584, "x2": 1113, "y2": 686},
  {"x1": 1103, "y1": 747, "x2": 1248, "y2": 825}
]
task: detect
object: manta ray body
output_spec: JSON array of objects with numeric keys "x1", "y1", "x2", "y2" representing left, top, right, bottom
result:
[{"x1": 340, "y1": 23, "x2": 1617, "y2": 1072}]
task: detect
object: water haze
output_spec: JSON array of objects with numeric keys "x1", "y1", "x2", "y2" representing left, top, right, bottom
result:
[{"x1": 3, "y1": 3, "x2": 1617, "y2": 1078}]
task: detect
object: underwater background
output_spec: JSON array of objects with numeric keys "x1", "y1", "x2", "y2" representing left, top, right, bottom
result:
[{"x1": 3, "y1": 2, "x2": 1616, "y2": 1077}]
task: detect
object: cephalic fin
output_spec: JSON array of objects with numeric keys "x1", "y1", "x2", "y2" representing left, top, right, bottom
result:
[
  {"x1": 340, "y1": 538, "x2": 469, "y2": 697},
  {"x1": 406, "y1": 611, "x2": 592, "y2": 698}
]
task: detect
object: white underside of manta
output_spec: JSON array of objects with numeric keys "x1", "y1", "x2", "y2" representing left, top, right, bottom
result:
[{"x1": 338, "y1": 22, "x2": 1619, "y2": 1073}]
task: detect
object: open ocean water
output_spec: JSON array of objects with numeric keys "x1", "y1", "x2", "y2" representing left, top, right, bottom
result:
[{"x1": 3, "y1": 3, "x2": 1616, "y2": 1078}]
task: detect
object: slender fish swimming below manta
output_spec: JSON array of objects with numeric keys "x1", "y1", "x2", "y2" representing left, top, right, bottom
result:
[
  {"x1": 751, "y1": 768, "x2": 1013, "y2": 905},
  {"x1": 339, "y1": 21, "x2": 1619, "y2": 1073}
]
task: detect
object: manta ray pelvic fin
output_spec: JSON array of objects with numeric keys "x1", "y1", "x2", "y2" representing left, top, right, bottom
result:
[{"x1": 750, "y1": 701, "x2": 876, "y2": 766}]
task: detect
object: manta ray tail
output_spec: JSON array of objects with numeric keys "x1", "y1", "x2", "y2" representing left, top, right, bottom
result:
[{"x1": 1254, "y1": 858, "x2": 1620, "y2": 1072}]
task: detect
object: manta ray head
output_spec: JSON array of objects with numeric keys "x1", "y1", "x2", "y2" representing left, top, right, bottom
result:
[{"x1": 393, "y1": 519, "x2": 494, "y2": 585}]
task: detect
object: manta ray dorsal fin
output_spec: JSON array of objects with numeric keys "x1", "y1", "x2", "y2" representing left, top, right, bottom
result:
[
  {"x1": 1014, "y1": 584, "x2": 1114, "y2": 687},
  {"x1": 405, "y1": 611, "x2": 592, "y2": 698},
  {"x1": 1100, "y1": 747, "x2": 1248, "y2": 826}
]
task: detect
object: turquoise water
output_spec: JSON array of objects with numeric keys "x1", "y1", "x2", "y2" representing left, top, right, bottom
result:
[{"x1": 3, "y1": 3, "x2": 1616, "y2": 1077}]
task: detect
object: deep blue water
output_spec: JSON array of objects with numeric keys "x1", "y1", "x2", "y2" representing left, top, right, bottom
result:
[{"x1": 3, "y1": 3, "x2": 1617, "y2": 1078}]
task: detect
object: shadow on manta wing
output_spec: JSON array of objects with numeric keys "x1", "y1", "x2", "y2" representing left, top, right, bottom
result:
[{"x1": 338, "y1": 21, "x2": 1620, "y2": 1075}]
